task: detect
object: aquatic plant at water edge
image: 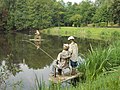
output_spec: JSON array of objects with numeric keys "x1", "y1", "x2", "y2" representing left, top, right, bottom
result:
[{"x1": 85, "y1": 40, "x2": 120, "y2": 81}]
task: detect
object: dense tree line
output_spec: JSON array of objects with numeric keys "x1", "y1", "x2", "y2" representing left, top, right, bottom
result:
[{"x1": 0, "y1": 0, "x2": 120, "y2": 31}]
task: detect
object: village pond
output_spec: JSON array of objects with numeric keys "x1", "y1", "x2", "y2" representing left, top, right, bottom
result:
[{"x1": 0, "y1": 32, "x2": 110, "y2": 90}]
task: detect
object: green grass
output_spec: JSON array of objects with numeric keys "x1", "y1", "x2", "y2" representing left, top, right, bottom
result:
[
  {"x1": 73, "y1": 69, "x2": 120, "y2": 90},
  {"x1": 85, "y1": 40, "x2": 120, "y2": 81},
  {"x1": 42, "y1": 27, "x2": 120, "y2": 40}
]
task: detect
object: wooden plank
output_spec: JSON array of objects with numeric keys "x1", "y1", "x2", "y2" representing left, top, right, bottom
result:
[
  {"x1": 49, "y1": 72, "x2": 83, "y2": 84},
  {"x1": 29, "y1": 39, "x2": 40, "y2": 41},
  {"x1": 29, "y1": 39, "x2": 44, "y2": 41}
]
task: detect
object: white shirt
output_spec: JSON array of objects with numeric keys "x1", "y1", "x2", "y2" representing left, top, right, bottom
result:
[{"x1": 69, "y1": 41, "x2": 78, "y2": 62}]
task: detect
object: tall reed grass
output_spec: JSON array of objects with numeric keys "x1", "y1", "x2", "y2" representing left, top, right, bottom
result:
[
  {"x1": 72, "y1": 68, "x2": 120, "y2": 90},
  {"x1": 85, "y1": 40, "x2": 120, "y2": 81}
]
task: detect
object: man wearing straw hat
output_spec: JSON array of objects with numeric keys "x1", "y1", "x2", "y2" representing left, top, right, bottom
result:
[
  {"x1": 56, "y1": 44, "x2": 71, "y2": 75},
  {"x1": 68, "y1": 36, "x2": 78, "y2": 75}
]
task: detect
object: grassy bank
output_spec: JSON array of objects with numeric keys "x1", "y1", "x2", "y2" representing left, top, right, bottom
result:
[{"x1": 42, "y1": 27, "x2": 120, "y2": 40}]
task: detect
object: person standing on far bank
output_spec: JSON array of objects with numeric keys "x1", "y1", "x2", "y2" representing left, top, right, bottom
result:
[{"x1": 68, "y1": 36, "x2": 78, "y2": 75}]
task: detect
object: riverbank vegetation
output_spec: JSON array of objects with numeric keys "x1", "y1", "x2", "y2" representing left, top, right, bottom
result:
[{"x1": 0, "y1": 0, "x2": 120, "y2": 31}]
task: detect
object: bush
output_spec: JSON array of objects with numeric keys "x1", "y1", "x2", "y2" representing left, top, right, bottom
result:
[
  {"x1": 76, "y1": 69, "x2": 120, "y2": 90},
  {"x1": 109, "y1": 22, "x2": 114, "y2": 26},
  {"x1": 86, "y1": 30, "x2": 92, "y2": 38},
  {"x1": 94, "y1": 22, "x2": 108, "y2": 27},
  {"x1": 111, "y1": 31, "x2": 120, "y2": 40},
  {"x1": 100, "y1": 31, "x2": 108, "y2": 39},
  {"x1": 94, "y1": 23, "x2": 100, "y2": 27},
  {"x1": 99, "y1": 22, "x2": 108, "y2": 27},
  {"x1": 92, "y1": 23, "x2": 95, "y2": 27},
  {"x1": 81, "y1": 23, "x2": 87, "y2": 27}
]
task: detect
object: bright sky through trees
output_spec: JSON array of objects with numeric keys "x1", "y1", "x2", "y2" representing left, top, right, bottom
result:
[{"x1": 63, "y1": 0, "x2": 95, "y2": 3}]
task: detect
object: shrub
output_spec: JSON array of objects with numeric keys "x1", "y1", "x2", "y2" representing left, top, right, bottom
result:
[
  {"x1": 81, "y1": 23, "x2": 87, "y2": 27},
  {"x1": 76, "y1": 69, "x2": 120, "y2": 90},
  {"x1": 92, "y1": 23, "x2": 95, "y2": 27},
  {"x1": 111, "y1": 31, "x2": 120, "y2": 40},
  {"x1": 100, "y1": 31, "x2": 108, "y2": 39},
  {"x1": 86, "y1": 30, "x2": 92, "y2": 38},
  {"x1": 99, "y1": 22, "x2": 108, "y2": 27},
  {"x1": 109, "y1": 22, "x2": 114, "y2": 26}
]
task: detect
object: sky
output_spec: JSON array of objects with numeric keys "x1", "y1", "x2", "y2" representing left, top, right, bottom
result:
[{"x1": 63, "y1": 0, "x2": 95, "y2": 3}]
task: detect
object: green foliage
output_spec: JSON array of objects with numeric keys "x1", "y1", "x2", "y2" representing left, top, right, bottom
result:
[
  {"x1": 99, "y1": 22, "x2": 108, "y2": 27},
  {"x1": 70, "y1": 14, "x2": 82, "y2": 27},
  {"x1": 85, "y1": 41, "x2": 120, "y2": 81},
  {"x1": 109, "y1": 41, "x2": 120, "y2": 66},
  {"x1": 100, "y1": 31, "x2": 108, "y2": 39},
  {"x1": 92, "y1": 4, "x2": 109, "y2": 24},
  {"x1": 109, "y1": 0, "x2": 120, "y2": 26},
  {"x1": 0, "y1": 0, "x2": 120, "y2": 31},
  {"x1": 86, "y1": 30, "x2": 92, "y2": 38},
  {"x1": 86, "y1": 46, "x2": 112, "y2": 81},
  {"x1": 0, "y1": 0, "x2": 54, "y2": 30},
  {"x1": 76, "y1": 68, "x2": 120, "y2": 90},
  {"x1": 109, "y1": 22, "x2": 114, "y2": 26},
  {"x1": 111, "y1": 31, "x2": 120, "y2": 40}
]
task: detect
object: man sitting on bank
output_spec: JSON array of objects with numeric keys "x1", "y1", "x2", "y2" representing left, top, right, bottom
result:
[{"x1": 56, "y1": 44, "x2": 71, "y2": 75}]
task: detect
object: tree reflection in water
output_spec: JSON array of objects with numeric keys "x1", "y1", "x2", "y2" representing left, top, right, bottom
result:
[{"x1": 0, "y1": 54, "x2": 22, "y2": 90}]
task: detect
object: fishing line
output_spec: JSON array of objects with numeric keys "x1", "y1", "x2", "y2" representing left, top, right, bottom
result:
[{"x1": 22, "y1": 40, "x2": 54, "y2": 60}]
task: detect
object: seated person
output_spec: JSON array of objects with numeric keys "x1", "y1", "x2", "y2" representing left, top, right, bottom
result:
[{"x1": 56, "y1": 44, "x2": 71, "y2": 75}]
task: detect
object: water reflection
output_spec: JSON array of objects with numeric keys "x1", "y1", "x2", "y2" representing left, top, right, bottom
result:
[{"x1": 0, "y1": 32, "x2": 109, "y2": 90}]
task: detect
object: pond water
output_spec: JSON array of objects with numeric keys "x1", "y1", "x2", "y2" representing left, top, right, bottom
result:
[{"x1": 0, "y1": 32, "x2": 109, "y2": 90}]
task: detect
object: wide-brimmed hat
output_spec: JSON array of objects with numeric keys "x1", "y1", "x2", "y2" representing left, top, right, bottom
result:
[
  {"x1": 63, "y1": 44, "x2": 69, "y2": 49},
  {"x1": 63, "y1": 44, "x2": 69, "y2": 47},
  {"x1": 35, "y1": 30, "x2": 40, "y2": 35},
  {"x1": 68, "y1": 36, "x2": 74, "y2": 40}
]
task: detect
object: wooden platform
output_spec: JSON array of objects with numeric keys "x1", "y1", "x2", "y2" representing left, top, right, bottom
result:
[
  {"x1": 49, "y1": 72, "x2": 83, "y2": 84},
  {"x1": 29, "y1": 39, "x2": 44, "y2": 41},
  {"x1": 29, "y1": 39, "x2": 40, "y2": 41}
]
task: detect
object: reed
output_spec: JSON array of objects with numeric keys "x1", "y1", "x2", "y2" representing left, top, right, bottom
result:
[{"x1": 85, "y1": 40, "x2": 120, "y2": 81}]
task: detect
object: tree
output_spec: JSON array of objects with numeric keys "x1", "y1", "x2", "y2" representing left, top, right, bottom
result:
[
  {"x1": 64, "y1": 2, "x2": 75, "y2": 26},
  {"x1": 51, "y1": 0, "x2": 65, "y2": 28},
  {"x1": 70, "y1": 14, "x2": 82, "y2": 27},
  {"x1": 92, "y1": 4, "x2": 109, "y2": 23},
  {"x1": 3, "y1": 0, "x2": 54, "y2": 30},
  {"x1": 78, "y1": 1, "x2": 96, "y2": 25},
  {"x1": 109, "y1": 0, "x2": 120, "y2": 26}
]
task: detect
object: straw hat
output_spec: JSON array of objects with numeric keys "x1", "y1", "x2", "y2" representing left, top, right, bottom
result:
[
  {"x1": 35, "y1": 30, "x2": 40, "y2": 35},
  {"x1": 68, "y1": 36, "x2": 74, "y2": 40},
  {"x1": 63, "y1": 44, "x2": 69, "y2": 50}
]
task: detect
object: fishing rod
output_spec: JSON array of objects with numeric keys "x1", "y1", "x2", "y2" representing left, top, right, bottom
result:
[{"x1": 22, "y1": 40, "x2": 55, "y2": 60}]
